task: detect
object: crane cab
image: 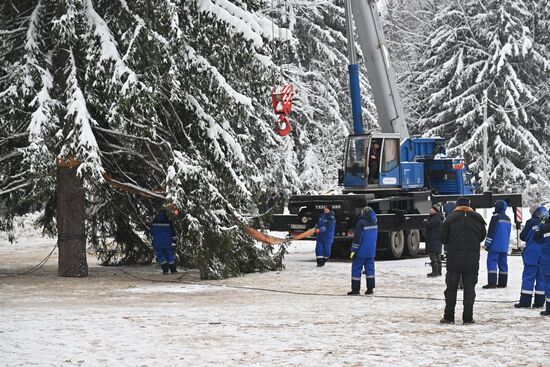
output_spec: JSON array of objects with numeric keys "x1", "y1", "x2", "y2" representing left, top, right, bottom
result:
[
  {"x1": 339, "y1": 133, "x2": 474, "y2": 195},
  {"x1": 340, "y1": 133, "x2": 419, "y2": 190}
]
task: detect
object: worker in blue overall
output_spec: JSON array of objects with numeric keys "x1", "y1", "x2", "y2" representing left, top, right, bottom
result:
[
  {"x1": 482, "y1": 200, "x2": 512, "y2": 289},
  {"x1": 151, "y1": 203, "x2": 179, "y2": 275},
  {"x1": 515, "y1": 205, "x2": 548, "y2": 308},
  {"x1": 314, "y1": 205, "x2": 336, "y2": 267},
  {"x1": 534, "y1": 210, "x2": 550, "y2": 316},
  {"x1": 348, "y1": 206, "x2": 378, "y2": 295}
]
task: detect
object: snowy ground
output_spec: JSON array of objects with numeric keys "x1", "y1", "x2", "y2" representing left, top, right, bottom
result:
[{"x1": 1, "y1": 228, "x2": 549, "y2": 367}]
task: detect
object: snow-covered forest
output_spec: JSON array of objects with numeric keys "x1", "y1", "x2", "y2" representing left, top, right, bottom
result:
[{"x1": 1, "y1": 0, "x2": 549, "y2": 277}]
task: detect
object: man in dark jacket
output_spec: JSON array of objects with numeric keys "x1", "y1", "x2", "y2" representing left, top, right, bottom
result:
[
  {"x1": 425, "y1": 204, "x2": 444, "y2": 277},
  {"x1": 440, "y1": 197, "x2": 487, "y2": 324}
]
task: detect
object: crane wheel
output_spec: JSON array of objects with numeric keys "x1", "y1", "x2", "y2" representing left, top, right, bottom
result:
[
  {"x1": 404, "y1": 229, "x2": 421, "y2": 256},
  {"x1": 380, "y1": 230, "x2": 404, "y2": 259}
]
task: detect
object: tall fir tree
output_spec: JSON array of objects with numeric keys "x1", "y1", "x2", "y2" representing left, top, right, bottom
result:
[
  {"x1": 0, "y1": 0, "x2": 289, "y2": 278},
  {"x1": 0, "y1": 0, "x2": 376, "y2": 277}
]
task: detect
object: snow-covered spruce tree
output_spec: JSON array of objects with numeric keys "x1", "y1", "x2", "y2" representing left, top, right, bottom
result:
[
  {"x1": 269, "y1": 0, "x2": 377, "y2": 194},
  {"x1": 411, "y1": 0, "x2": 550, "y2": 196},
  {"x1": 523, "y1": 0, "x2": 550, "y2": 203},
  {"x1": 382, "y1": 0, "x2": 452, "y2": 126},
  {"x1": 0, "y1": 0, "x2": 289, "y2": 279}
]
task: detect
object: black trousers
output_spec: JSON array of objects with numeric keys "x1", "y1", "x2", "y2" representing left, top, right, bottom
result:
[{"x1": 444, "y1": 271, "x2": 478, "y2": 321}]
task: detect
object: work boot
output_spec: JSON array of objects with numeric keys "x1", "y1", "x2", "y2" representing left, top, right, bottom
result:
[
  {"x1": 533, "y1": 293, "x2": 545, "y2": 308},
  {"x1": 541, "y1": 303, "x2": 550, "y2": 316},
  {"x1": 482, "y1": 284, "x2": 497, "y2": 289},
  {"x1": 169, "y1": 263, "x2": 178, "y2": 274},
  {"x1": 514, "y1": 293, "x2": 532, "y2": 308},
  {"x1": 316, "y1": 258, "x2": 325, "y2": 267},
  {"x1": 497, "y1": 273, "x2": 508, "y2": 288},
  {"x1": 463, "y1": 307, "x2": 474, "y2": 324},
  {"x1": 161, "y1": 263, "x2": 169, "y2": 275},
  {"x1": 440, "y1": 317, "x2": 454, "y2": 324},
  {"x1": 427, "y1": 263, "x2": 438, "y2": 278},
  {"x1": 487, "y1": 272, "x2": 497, "y2": 287},
  {"x1": 366, "y1": 277, "x2": 375, "y2": 290},
  {"x1": 347, "y1": 291, "x2": 360, "y2": 296},
  {"x1": 365, "y1": 288, "x2": 374, "y2": 295},
  {"x1": 350, "y1": 279, "x2": 361, "y2": 293}
]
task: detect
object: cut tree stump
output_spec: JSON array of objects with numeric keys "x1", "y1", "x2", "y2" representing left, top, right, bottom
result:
[{"x1": 57, "y1": 158, "x2": 88, "y2": 277}]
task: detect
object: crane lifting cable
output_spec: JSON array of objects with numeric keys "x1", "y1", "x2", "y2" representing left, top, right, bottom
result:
[{"x1": 270, "y1": 0, "x2": 295, "y2": 137}]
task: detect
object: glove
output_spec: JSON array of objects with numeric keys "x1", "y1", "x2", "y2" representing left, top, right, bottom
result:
[{"x1": 350, "y1": 251, "x2": 355, "y2": 260}]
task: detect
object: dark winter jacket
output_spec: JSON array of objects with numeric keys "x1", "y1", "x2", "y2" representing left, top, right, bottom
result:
[
  {"x1": 425, "y1": 212, "x2": 443, "y2": 254},
  {"x1": 440, "y1": 206, "x2": 487, "y2": 272},
  {"x1": 151, "y1": 210, "x2": 176, "y2": 248},
  {"x1": 315, "y1": 211, "x2": 336, "y2": 244},
  {"x1": 484, "y1": 200, "x2": 511, "y2": 253},
  {"x1": 351, "y1": 211, "x2": 378, "y2": 258}
]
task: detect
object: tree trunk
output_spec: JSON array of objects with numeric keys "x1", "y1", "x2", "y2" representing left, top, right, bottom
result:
[{"x1": 57, "y1": 162, "x2": 88, "y2": 277}]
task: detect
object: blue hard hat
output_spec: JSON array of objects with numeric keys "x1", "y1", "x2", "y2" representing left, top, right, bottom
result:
[
  {"x1": 361, "y1": 206, "x2": 377, "y2": 223},
  {"x1": 533, "y1": 206, "x2": 549, "y2": 220},
  {"x1": 495, "y1": 200, "x2": 507, "y2": 213}
]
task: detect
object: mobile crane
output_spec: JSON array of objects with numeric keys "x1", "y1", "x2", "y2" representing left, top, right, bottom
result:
[{"x1": 270, "y1": 0, "x2": 523, "y2": 258}]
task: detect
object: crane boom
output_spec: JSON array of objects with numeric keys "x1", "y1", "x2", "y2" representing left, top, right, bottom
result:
[{"x1": 349, "y1": 0, "x2": 408, "y2": 138}]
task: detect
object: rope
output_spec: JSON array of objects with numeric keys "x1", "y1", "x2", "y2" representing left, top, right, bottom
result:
[
  {"x1": 0, "y1": 250, "x2": 518, "y2": 305},
  {"x1": 116, "y1": 266, "x2": 517, "y2": 304},
  {"x1": 0, "y1": 242, "x2": 58, "y2": 278}
]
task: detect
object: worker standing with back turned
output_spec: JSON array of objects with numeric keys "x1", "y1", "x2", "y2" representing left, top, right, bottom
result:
[
  {"x1": 348, "y1": 206, "x2": 378, "y2": 295},
  {"x1": 440, "y1": 197, "x2": 486, "y2": 324},
  {"x1": 151, "y1": 203, "x2": 180, "y2": 275},
  {"x1": 482, "y1": 200, "x2": 512, "y2": 289}
]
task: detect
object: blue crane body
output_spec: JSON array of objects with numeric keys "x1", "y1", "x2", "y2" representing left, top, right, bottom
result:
[{"x1": 270, "y1": 0, "x2": 522, "y2": 258}]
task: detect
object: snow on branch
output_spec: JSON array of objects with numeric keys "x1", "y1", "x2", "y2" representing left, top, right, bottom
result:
[
  {"x1": 24, "y1": 0, "x2": 42, "y2": 66},
  {"x1": 63, "y1": 50, "x2": 103, "y2": 177},
  {"x1": 493, "y1": 135, "x2": 520, "y2": 158},
  {"x1": 197, "y1": 0, "x2": 292, "y2": 47},
  {"x1": 186, "y1": 45, "x2": 252, "y2": 107},
  {"x1": 28, "y1": 64, "x2": 56, "y2": 148},
  {"x1": 84, "y1": 0, "x2": 138, "y2": 93},
  {"x1": 185, "y1": 94, "x2": 245, "y2": 163}
]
